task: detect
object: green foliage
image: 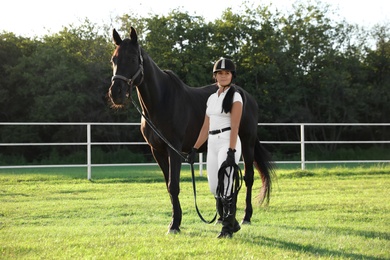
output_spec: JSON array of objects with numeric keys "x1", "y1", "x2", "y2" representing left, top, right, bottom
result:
[
  {"x1": 0, "y1": 1, "x2": 389, "y2": 165},
  {"x1": 143, "y1": 10, "x2": 214, "y2": 86}
]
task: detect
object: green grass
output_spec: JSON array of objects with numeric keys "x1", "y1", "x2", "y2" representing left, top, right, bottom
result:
[{"x1": 1, "y1": 165, "x2": 389, "y2": 259}]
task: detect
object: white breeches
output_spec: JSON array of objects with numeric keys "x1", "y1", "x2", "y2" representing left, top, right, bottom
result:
[{"x1": 207, "y1": 131, "x2": 241, "y2": 197}]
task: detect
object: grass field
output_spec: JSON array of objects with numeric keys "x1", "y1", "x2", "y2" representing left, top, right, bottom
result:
[{"x1": 1, "y1": 164, "x2": 389, "y2": 259}]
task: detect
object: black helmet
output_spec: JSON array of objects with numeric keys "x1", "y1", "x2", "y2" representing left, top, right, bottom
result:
[{"x1": 213, "y1": 58, "x2": 236, "y2": 77}]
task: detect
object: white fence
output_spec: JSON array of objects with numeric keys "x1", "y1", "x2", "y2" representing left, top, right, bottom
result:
[{"x1": 0, "y1": 123, "x2": 389, "y2": 179}]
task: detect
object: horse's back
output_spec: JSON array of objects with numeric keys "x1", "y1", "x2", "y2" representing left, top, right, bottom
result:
[{"x1": 183, "y1": 83, "x2": 258, "y2": 149}]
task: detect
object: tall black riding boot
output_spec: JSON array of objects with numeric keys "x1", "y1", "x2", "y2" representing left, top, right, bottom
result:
[{"x1": 217, "y1": 195, "x2": 240, "y2": 238}]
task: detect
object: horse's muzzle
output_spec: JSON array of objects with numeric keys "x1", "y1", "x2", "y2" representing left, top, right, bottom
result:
[{"x1": 108, "y1": 81, "x2": 130, "y2": 107}]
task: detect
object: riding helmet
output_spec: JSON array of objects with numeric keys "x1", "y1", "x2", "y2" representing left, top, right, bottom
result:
[{"x1": 213, "y1": 58, "x2": 236, "y2": 78}]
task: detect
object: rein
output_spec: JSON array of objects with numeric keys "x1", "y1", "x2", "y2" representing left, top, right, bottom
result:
[
  {"x1": 111, "y1": 49, "x2": 216, "y2": 224},
  {"x1": 130, "y1": 95, "x2": 216, "y2": 224}
]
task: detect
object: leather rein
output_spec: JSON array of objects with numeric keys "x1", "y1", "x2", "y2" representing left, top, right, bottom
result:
[{"x1": 110, "y1": 48, "x2": 216, "y2": 224}]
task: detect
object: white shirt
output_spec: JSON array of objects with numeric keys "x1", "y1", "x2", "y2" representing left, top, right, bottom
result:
[{"x1": 206, "y1": 87, "x2": 243, "y2": 131}]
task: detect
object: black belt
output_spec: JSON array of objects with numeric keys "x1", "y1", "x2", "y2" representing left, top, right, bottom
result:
[{"x1": 209, "y1": 127, "x2": 231, "y2": 135}]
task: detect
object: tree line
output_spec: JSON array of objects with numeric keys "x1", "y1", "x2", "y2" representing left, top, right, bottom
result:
[{"x1": 0, "y1": 1, "x2": 389, "y2": 164}]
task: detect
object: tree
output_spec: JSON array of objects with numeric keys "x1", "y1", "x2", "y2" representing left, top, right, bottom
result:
[
  {"x1": 1, "y1": 1, "x2": 388, "y2": 164},
  {"x1": 363, "y1": 24, "x2": 390, "y2": 123},
  {"x1": 0, "y1": 33, "x2": 38, "y2": 121},
  {"x1": 141, "y1": 9, "x2": 215, "y2": 87}
]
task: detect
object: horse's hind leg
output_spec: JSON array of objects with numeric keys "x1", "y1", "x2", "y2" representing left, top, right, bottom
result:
[
  {"x1": 152, "y1": 148, "x2": 182, "y2": 234},
  {"x1": 241, "y1": 146, "x2": 255, "y2": 224}
]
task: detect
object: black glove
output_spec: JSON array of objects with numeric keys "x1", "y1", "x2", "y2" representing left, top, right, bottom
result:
[
  {"x1": 187, "y1": 147, "x2": 198, "y2": 164},
  {"x1": 225, "y1": 148, "x2": 236, "y2": 167}
]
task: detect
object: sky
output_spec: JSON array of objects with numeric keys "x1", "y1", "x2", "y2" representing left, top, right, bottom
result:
[{"x1": 0, "y1": 0, "x2": 389, "y2": 37}]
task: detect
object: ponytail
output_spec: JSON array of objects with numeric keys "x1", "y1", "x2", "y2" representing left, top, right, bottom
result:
[{"x1": 221, "y1": 85, "x2": 242, "y2": 113}]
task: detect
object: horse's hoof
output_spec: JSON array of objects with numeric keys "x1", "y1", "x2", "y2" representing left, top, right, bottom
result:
[
  {"x1": 166, "y1": 228, "x2": 180, "y2": 235},
  {"x1": 241, "y1": 220, "x2": 251, "y2": 225}
]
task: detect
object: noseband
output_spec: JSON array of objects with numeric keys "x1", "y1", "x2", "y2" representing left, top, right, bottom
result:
[{"x1": 111, "y1": 46, "x2": 144, "y2": 94}]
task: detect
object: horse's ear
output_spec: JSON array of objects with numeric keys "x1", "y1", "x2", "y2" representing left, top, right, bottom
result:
[
  {"x1": 130, "y1": 26, "x2": 138, "y2": 44},
  {"x1": 112, "y1": 29, "x2": 122, "y2": 46}
]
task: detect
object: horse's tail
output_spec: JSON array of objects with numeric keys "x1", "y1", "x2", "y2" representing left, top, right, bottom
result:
[{"x1": 254, "y1": 138, "x2": 276, "y2": 205}]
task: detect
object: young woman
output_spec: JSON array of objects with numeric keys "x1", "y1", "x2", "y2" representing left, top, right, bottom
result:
[{"x1": 188, "y1": 58, "x2": 243, "y2": 238}]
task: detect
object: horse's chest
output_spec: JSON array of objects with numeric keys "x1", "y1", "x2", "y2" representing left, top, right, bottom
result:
[{"x1": 140, "y1": 121, "x2": 164, "y2": 147}]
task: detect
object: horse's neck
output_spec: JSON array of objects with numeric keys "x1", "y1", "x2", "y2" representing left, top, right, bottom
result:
[{"x1": 136, "y1": 56, "x2": 165, "y2": 116}]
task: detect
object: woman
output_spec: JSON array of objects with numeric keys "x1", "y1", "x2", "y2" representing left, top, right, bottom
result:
[{"x1": 188, "y1": 58, "x2": 243, "y2": 238}]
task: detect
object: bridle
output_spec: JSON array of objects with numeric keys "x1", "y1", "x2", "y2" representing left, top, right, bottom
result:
[
  {"x1": 110, "y1": 45, "x2": 185, "y2": 160},
  {"x1": 111, "y1": 45, "x2": 144, "y2": 92}
]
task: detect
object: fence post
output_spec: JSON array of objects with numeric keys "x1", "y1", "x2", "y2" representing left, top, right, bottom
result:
[
  {"x1": 87, "y1": 123, "x2": 92, "y2": 180},
  {"x1": 300, "y1": 124, "x2": 305, "y2": 170}
]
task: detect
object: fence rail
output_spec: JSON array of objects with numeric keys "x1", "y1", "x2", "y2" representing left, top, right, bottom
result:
[{"x1": 1, "y1": 123, "x2": 389, "y2": 179}]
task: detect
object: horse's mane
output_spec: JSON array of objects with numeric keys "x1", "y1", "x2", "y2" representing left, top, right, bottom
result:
[{"x1": 163, "y1": 70, "x2": 190, "y2": 89}]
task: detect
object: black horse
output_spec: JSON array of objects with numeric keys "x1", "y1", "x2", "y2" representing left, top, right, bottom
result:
[{"x1": 108, "y1": 27, "x2": 274, "y2": 234}]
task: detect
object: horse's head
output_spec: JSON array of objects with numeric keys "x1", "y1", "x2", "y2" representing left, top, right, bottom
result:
[{"x1": 108, "y1": 27, "x2": 144, "y2": 107}]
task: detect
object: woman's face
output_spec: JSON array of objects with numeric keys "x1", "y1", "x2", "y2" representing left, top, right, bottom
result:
[{"x1": 215, "y1": 70, "x2": 232, "y2": 86}]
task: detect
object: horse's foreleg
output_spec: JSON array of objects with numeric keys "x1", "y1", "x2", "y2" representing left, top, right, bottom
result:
[
  {"x1": 242, "y1": 163, "x2": 254, "y2": 224},
  {"x1": 152, "y1": 148, "x2": 182, "y2": 233},
  {"x1": 166, "y1": 152, "x2": 182, "y2": 233}
]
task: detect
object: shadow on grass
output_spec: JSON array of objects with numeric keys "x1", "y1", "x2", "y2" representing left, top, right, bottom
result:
[
  {"x1": 246, "y1": 234, "x2": 384, "y2": 260},
  {"x1": 90, "y1": 175, "x2": 209, "y2": 184},
  {"x1": 0, "y1": 166, "x2": 210, "y2": 184},
  {"x1": 3, "y1": 165, "x2": 388, "y2": 184},
  {"x1": 275, "y1": 224, "x2": 390, "y2": 241},
  {"x1": 278, "y1": 165, "x2": 390, "y2": 179},
  {"x1": 239, "y1": 224, "x2": 388, "y2": 259}
]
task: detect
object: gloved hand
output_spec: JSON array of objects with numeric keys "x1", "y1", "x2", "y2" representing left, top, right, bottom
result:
[
  {"x1": 187, "y1": 147, "x2": 198, "y2": 164},
  {"x1": 225, "y1": 148, "x2": 236, "y2": 167}
]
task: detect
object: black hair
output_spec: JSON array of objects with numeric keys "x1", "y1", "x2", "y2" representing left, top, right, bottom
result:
[{"x1": 221, "y1": 85, "x2": 242, "y2": 113}]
